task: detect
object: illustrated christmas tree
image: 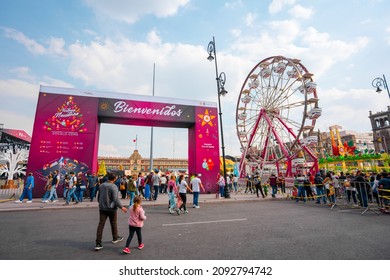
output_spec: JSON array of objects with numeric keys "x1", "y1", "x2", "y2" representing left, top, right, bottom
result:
[{"x1": 44, "y1": 96, "x2": 86, "y2": 132}]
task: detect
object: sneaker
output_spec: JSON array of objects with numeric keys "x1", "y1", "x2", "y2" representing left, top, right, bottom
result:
[
  {"x1": 63, "y1": 203, "x2": 69, "y2": 206},
  {"x1": 195, "y1": 205, "x2": 200, "y2": 208},
  {"x1": 74, "y1": 201, "x2": 79, "y2": 205},
  {"x1": 122, "y1": 247, "x2": 131, "y2": 254},
  {"x1": 95, "y1": 244, "x2": 103, "y2": 251},
  {"x1": 184, "y1": 210, "x2": 188, "y2": 214},
  {"x1": 176, "y1": 209, "x2": 180, "y2": 215},
  {"x1": 53, "y1": 200, "x2": 58, "y2": 203},
  {"x1": 26, "y1": 200, "x2": 32, "y2": 203},
  {"x1": 137, "y1": 243, "x2": 144, "y2": 250},
  {"x1": 112, "y1": 236, "x2": 124, "y2": 244},
  {"x1": 168, "y1": 208, "x2": 174, "y2": 214},
  {"x1": 43, "y1": 200, "x2": 49, "y2": 203},
  {"x1": 14, "y1": 200, "x2": 22, "y2": 203}
]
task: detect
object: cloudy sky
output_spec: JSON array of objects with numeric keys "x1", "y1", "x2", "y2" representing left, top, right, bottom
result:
[{"x1": 0, "y1": 0, "x2": 389, "y2": 159}]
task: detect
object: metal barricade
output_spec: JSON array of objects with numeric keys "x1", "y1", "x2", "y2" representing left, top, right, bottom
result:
[{"x1": 334, "y1": 178, "x2": 380, "y2": 215}]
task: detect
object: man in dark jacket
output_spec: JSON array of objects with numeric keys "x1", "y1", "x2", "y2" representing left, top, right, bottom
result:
[{"x1": 95, "y1": 173, "x2": 127, "y2": 251}]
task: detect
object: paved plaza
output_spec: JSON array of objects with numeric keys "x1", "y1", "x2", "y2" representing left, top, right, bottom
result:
[{"x1": 0, "y1": 192, "x2": 389, "y2": 260}]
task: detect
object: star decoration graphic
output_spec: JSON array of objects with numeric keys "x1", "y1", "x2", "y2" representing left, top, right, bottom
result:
[{"x1": 197, "y1": 109, "x2": 216, "y2": 126}]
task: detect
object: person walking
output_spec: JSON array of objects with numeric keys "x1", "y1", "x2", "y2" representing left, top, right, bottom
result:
[
  {"x1": 63, "y1": 171, "x2": 79, "y2": 205},
  {"x1": 217, "y1": 174, "x2": 225, "y2": 198},
  {"x1": 122, "y1": 196, "x2": 146, "y2": 254},
  {"x1": 88, "y1": 172, "x2": 99, "y2": 202},
  {"x1": 268, "y1": 173, "x2": 278, "y2": 198},
  {"x1": 254, "y1": 173, "x2": 265, "y2": 198},
  {"x1": 314, "y1": 172, "x2": 327, "y2": 204},
  {"x1": 178, "y1": 174, "x2": 192, "y2": 213},
  {"x1": 44, "y1": 170, "x2": 60, "y2": 203},
  {"x1": 152, "y1": 170, "x2": 161, "y2": 200},
  {"x1": 15, "y1": 172, "x2": 34, "y2": 203},
  {"x1": 190, "y1": 173, "x2": 205, "y2": 208},
  {"x1": 144, "y1": 172, "x2": 153, "y2": 201},
  {"x1": 160, "y1": 175, "x2": 168, "y2": 194},
  {"x1": 127, "y1": 175, "x2": 137, "y2": 207},
  {"x1": 41, "y1": 174, "x2": 52, "y2": 203},
  {"x1": 295, "y1": 172, "x2": 307, "y2": 203},
  {"x1": 344, "y1": 174, "x2": 358, "y2": 206},
  {"x1": 95, "y1": 173, "x2": 127, "y2": 251},
  {"x1": 167, "y1": 175, "x2": 180, "y2": 215}
]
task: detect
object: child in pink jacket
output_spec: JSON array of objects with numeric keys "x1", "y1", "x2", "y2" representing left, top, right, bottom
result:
[{"x1": 123, "y1": 196, "x2": 146, "y2": 254}]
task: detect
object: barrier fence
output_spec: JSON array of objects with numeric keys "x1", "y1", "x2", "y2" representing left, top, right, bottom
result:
[
  {"x1": 237, "y1": 177, "x2": 389, "y2": 215},
  {"x1": 0, "y1": 179, "x2": 23, "y2": 201}
]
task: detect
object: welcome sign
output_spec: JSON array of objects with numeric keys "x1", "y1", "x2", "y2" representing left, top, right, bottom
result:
[{"x1": 27, "y1": 86, "x2": 220, "y2": 196}]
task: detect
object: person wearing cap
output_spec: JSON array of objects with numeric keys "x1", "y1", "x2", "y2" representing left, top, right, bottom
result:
[
  {"x1": 190, "y1": 173, "x2": 205, "y2": 208},
  {"x1": 15, "y1": 172, "x2": 34, "y2": 203}
]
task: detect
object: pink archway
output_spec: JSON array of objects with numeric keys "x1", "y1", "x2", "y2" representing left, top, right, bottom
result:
[{"x1": 27, "y1": 86, "x2": 220, "y2": 196}]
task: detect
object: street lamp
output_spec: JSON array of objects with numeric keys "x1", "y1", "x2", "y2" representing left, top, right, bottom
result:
[
  {"x1": 371, "y1": 74, "x2": 390, "y2": 99},
  {"x1": 207, "y1": 36, "x2": 230, "y2": 199}
]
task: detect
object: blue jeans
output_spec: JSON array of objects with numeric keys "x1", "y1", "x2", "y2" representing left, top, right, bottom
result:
[
  {"x1": 42, "y1": 190, "x2": 50, "y2": 202},
  {"x1": 90, "y1": 186, "x2": 97, "y2": 201},
  {"x1": 219, "y1": 186, "x2": 225, "y2": 197},
  {"x1": 358, "y1": 186, "x2": 368, "y2": 207},
  {"x1": 46, "y1": 186, "x2": 58, "y2": 201},
  {"x1": 127, "y1": 191, "x2": 135, "y2": 207},
  {"x1": 153, "y1": 185, "x2": 159, "y2": 200},
  {"x1": 296, "y1": 186, "x2": 306, "y2": 202},
  {"x1": 271, "y1": 185, "x2": 277, "y2": 197},
  {"x1": 66, "y1": 188, "x2": 79, "y2": 204},
  {"x1": 233, "y1": 182, "x2": 237, "y2": 192},
  {"x1": 193, "y1": 191, "x2": 199, "y2": 206},
  {"x1": 316, "y1": 186, "x2": 327, "y2": 204},
  {"x1": 168, "y1": 191, "x2": 176, "y2": 209},
  {"x1": 75, "y1": 186, "x2": 84, "y2": 202},
  {"x1": 144, "y1": 184, "x2": 150, "y2": 199},
  {"x1": 19, "y1": 187, "x2": 32, "y2": 201}
]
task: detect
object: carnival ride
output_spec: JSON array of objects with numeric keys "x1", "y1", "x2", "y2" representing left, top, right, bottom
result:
[
  {"x1": 329, "y1": 125, "x2": 356, "y2": 156},
  {"x1": 236, "y1": 56, "x2": 321, "y2": 178}
]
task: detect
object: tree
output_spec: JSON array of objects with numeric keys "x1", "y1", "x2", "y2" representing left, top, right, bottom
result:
[
  {"x1": 98, "y1": 160, "x2": 107, "y2": 176},
  {"x1": 0, "y1": 149, "x2": 29, "y2": 180}
]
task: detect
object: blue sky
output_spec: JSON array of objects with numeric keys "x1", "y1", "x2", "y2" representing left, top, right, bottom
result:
[{"x1": 0, "y1": 0, "x2": 389, "y2": 159}]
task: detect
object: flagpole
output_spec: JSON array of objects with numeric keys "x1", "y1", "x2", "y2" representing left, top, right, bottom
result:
[
  {"x1": 149, "y1": 63, "x2": 155, "y2": 172},
  {"x1": 135, "y1": 134, "x2": 138, "y2": 150}
]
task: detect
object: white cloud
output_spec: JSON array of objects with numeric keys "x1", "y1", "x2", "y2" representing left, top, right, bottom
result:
[
  {"x1": 288, "y1": 5, "x2": 313, "y2": 20},
  {"x1": 315, "y1": 87, "x2": 387, "y2": 133},
  {"x1": 9, "y1": 67, "x2": 35, "y2": 82},
  {"x1": 2, "y1": 27, "x2": 46, "y2": 55},
  {"x1": 147, "y1": 30, "x2": 162, "y2": 45},
  {"x1": 301, "y1": 27, "x2": 369, "y2": 78},
  {"x1": 83, "y1": 0, "x2": 190, "y2": 24},
  {"x1": 0, "y1": 78, "x2": 37, "y2": 99},
  {"x1": 245, "y1": 13, "x2": 256, "y2": 27},
  {"x1": 47, "y1": 37, "x2": 68, "y2": 57},
  {"x1": 225, "y1": 0, "x2": 243, "y2": 10},
  {"x1": 386, "y1": 26, "x2": 390, "y2": 45},
  {"x1": 230, "y1": 28, "x2": 242, "y2": 37},
  {"x1": 2, "y1": 27, "x2": 68, "y2": 58},
  {"x1": 269, "y1": 0, "x2": 296, "y2": 15},
  {"x1": 0, "y1": 109, "x2": 34, "y2": 135},
  {"x1": 98, "y1": 144, "x2": 121, "y2": 157}
]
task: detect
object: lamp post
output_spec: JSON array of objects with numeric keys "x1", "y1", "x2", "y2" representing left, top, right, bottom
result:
[
  {"x1": 207, "y1": 36, "x2": 230, "y2": 198},
  {"x1": 371, "y1": 74, "x2": 390, "y2": 99}
]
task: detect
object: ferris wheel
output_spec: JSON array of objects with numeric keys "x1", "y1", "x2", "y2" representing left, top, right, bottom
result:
[{"x1": 236, "y1": 56, "x2": 322, "y2": 177}]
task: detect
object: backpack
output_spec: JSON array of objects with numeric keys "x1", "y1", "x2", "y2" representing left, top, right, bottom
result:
[{"x1": 253, "y1": 177, "x2": 259, "y2": 184}]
